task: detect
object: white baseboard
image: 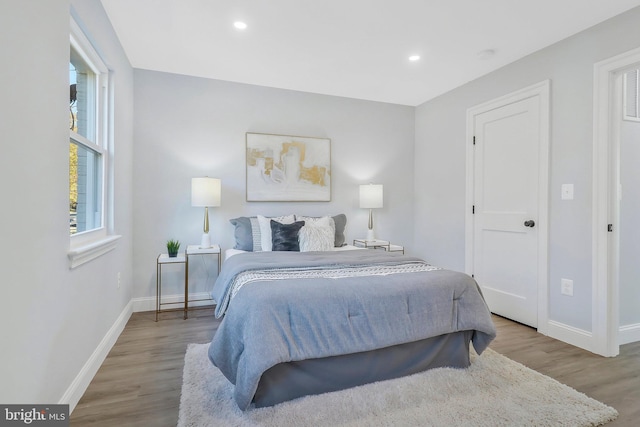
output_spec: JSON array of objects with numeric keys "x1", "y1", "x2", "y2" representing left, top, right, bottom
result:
[
  {"x1": 546, "y1": 320, "x2": 594, "y2": 353},
  {"x1": 60, "y1": 292, "x2": 215, "y2": 414},
  {"x1": 132, "y1": 292, "x2": 215, "y2": 313},
  {"x1": 61, "y1": 300, "x2": 133, "y2": 413},
  {"x1": 619, "y1": 323, "x2": 640, "y2": 345}
]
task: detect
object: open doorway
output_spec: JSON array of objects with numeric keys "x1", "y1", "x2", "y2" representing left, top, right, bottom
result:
[
  {"x1": 618, "y1": 68, "x2": 640, "y2": 345},
  {"x1": 593, "y1": 47, "x2": 640, "y2": 357}
]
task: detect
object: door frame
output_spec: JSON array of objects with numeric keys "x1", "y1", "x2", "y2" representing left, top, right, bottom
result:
[
  {"x1": 592, "y1": 47, "x2": 640, "y2": 357},
  {"x1": 465, "y1": 80, "x2": 551, "y2": 334}
]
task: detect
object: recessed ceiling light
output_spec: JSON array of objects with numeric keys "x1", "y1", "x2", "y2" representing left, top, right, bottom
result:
[
  {"x1": 409, "y1": 55, "x2": 420, "y2": 62},
  {"x1": 234, "y1": 21, "x2": 247, "y2": 30}
]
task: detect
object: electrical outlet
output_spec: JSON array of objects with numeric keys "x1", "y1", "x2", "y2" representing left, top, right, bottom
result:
[
  {"x1": 117, "y1": 272, "x2": 121, "y2": 289},
  {"x1": 561, "y1": 278, "x2": 573, "y2": 296}
]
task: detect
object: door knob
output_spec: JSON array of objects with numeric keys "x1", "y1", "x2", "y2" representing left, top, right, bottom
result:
[{"x1": 524, "y1": 220, "x2": 535, "y2": 228}]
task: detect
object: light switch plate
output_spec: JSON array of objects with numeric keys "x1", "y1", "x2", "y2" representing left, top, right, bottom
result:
[
  {"x1": 561, "y1": 184, "x2": 574, "y2": 200},
  {"x1": 561, "y1": 278, "x2": 573, "y2": 296}
]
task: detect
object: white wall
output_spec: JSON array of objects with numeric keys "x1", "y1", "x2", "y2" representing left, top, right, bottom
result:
[
  {"x1": 0, "y1": 0, "x2": 134, "y2": 406},
  {"x1": 132, "y1": 70, "x2": 415, "y2": 299},
  {"x1": 414, "y1": 7, "x2": 640, "y2": 332},
  {"x1": 620, "y1": 118, "x2": 640, "y2": 327}
]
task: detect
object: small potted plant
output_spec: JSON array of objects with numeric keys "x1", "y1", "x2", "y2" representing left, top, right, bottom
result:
[{"x1": 166, "y1": 239, "x2": 181, "y2": 258}]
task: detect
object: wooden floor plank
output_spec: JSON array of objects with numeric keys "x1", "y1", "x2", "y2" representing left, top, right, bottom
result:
[
  {"x1": 71, "y1": 311, "x2": 639, "y2": 426},
  {"x1": 71, "y1": 308, "x2": 219, "y2": 427},
  {"x1": 490, "y1": 315, "x2": 640, "y2": 427}
]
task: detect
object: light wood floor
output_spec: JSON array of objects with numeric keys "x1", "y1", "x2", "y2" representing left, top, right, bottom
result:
[{"x1": 71, "y1": 311, "x2": 640, "y2": 426}]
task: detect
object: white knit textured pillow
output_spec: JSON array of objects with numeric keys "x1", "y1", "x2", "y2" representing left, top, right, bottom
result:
[
  {"x1": 296, "y1": 216, "x2": 335, "y2": 236},
  {"x1": 249, "y1": 217, "x2": 262, "y2": 251},
  {"x1": 299, "y1": 223, "x2": 335, "y2": 252}
]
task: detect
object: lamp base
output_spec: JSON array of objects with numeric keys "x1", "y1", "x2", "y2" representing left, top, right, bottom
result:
[
  {"x1": 200, "y1": 233, "x2": 212, "y2": 249},
  {"x1": 366, "y1": 228, "x2": 376, "y2": 242}
]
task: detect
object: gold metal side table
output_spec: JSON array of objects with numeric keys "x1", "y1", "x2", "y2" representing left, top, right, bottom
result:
[
  {"x1": 184, "y1": 244, "x2": 221, "y2": 319},
  {"x1": 156, "y1": 252, "x2": 187, "y2": 321},
  {"x1": 353, "y1": 239, "x2": 405, "y2": 254},
  {"x1": 353, "y1": 239, "x2": 391, "y2": 251}
]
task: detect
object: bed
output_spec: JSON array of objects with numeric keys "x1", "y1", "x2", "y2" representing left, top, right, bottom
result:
[{"x1": 207, "y1": 240, "x2": 496, "y2": 410}]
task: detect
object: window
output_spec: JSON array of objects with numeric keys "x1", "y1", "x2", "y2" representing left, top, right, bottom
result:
[
  {"x1": 68, "y1": 17, "x2": 119, "y2": 267},
  {"x1": 70, "y1": 22, "x2": 107, "y2": 235},
  {"x1": 623, "y1": 69, "x2": 640, "y2": 122}
]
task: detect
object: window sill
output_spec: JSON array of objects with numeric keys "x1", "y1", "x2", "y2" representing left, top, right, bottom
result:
[{"x1": 68, "y1": 234, "x2": 121, "y2": 269}]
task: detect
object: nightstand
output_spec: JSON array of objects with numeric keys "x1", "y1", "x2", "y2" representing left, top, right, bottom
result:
[
  {"x1": 185, "y1": 245, "x2": 221, "y2": 319},
  {"x1": 353, "y1": 239, "x2": 404, "y2": 254},
  {"x1": 156, "y1": 253, "x2": 187, "y2": 321},
  {"x1": 155, "y1": 245, "x2": 222, "y2": 321},
  {"x1": 388, "y1": 244, "x2": 405, "y2": 254}
]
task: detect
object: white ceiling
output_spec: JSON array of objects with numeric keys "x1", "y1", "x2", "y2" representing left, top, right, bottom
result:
[{"x1": 100, "y1": 0, "x2": 640, "y2": 106}]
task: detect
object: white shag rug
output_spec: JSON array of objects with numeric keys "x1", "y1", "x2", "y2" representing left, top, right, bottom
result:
[{"x1": 178, "y1": 343, "x2": 618, "y2": 427}]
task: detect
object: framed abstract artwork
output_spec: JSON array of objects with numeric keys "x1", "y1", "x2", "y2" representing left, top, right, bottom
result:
[{"x1": 246, "y1": 132, "x2": 331, "y2": 202}]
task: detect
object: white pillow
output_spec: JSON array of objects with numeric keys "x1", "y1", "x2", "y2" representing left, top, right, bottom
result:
[
  {"x1": 299, "y1": 224, "x2": 335, "y2": 252},
  {"x1": 257, "y1": 214, "x2": 295, "y2": 251},
  {"x1": 249, "y1": 217, "x2": 262, "y2": 251},
  {"x1": 298, "y1": 216, "x2": 335, "y2": 252},
  {"x1": 296, "y1": 216, "x2": 335, "y2": 234}
]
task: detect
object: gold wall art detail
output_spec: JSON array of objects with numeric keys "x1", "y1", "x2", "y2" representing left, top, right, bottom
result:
[{"x1": 246, "y1": 132, "x2": 331, "y2": 202}]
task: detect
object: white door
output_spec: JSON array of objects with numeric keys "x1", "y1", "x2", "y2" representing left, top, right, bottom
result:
[{"x1": 471, "y1": 95, "x2": 542, "y2": 328}]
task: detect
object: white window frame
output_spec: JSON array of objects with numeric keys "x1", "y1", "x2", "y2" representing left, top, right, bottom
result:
[
  {"x1": 68, "y1": 17, "x2": 120, "y2": 268},
  {"x1": 623, "y1": 69, "x2": 640, "y2": 122}
]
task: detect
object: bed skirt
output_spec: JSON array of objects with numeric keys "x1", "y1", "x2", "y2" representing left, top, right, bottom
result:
[{"x1": 253, "y1": 330, "x2": 473, "y2": 407}]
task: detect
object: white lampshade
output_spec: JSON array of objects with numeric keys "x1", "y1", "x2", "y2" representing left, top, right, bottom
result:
[
  {"x1": 359, "y1": 184, "x2": 383, "y2": 209},
  {"x1": 191, "y1": 177, "x2": 221, "y2": 207}
]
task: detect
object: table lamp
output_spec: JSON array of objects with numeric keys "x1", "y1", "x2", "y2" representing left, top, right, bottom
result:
[
  {"x1": 359, "y1": 184, "x2": 383, "y2": 241},
  {"x1": 191, "y1": 177, "x2": 221, "y2": 248}
]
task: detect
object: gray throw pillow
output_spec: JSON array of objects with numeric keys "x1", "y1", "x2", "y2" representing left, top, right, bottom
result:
[
  {"x1": 229, "y1": 217, "x2": 253, "y2": 251},
  {"x1": 332, "y1": 214, "x2": 347, "y2": 247}
]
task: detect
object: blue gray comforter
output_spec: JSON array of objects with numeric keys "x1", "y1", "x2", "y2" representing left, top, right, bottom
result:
[{"x1": 208, "y1": 250, "x2": 496, "y2": 410}]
